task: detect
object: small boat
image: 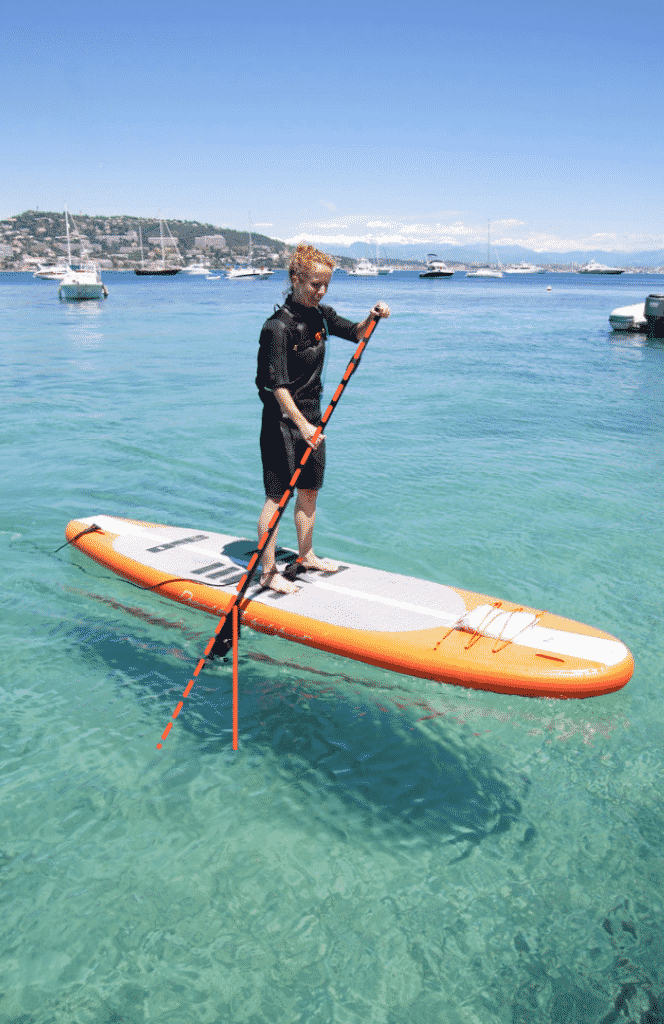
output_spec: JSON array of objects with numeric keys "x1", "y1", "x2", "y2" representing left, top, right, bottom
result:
[
  {"x1": 184, "y1": 261, "x2": 212, "y2": 275},
  {"x1": 59, "y1": 263, "x2": 108, "y2": 300},
  {"x1": 206, "y1": 275, "x2": 221, "y2": 280},
  {"x1": 466, "y1": 266, "x2": 504, "y2": 278},
  {"x1": 503, "y1": 261, "x2": 545, "y2": 274},
  {"x1": 134, "y1": 219, "x2": 182, "y2": 276},
  {"x1": 420, "y1": 254, "x2": 454, "y2": 278},
  {"x1": 608, "y1": 301, "x2": 647, "y2": 331},
  {"x1": 577, "y1": 260, "x2": 624, "y2": 275},
  {"x1": 226, "y1": 264, "x2": 274, "y2": 280},
  {"x1": 33, "y1": 263, "x2": 68, "y2": 280},
  {"x1": 466, "y1": 220, "x2": 503, "y2": 278},
  {"x1": 645, "y1": 294, "x2": 664, "y2": 336},
  {"x1": 57, "y1": 209, "x2": 107, "y2": 301},
  {"x1": 347, "y1": 258, "x2": 378, "y2": 277},
  {"x1": 226, "y1": 218, "x2": 274, "y2": 280},
  {"x1": 375, "y1": 243, "x2": 393, "y2": 274}
]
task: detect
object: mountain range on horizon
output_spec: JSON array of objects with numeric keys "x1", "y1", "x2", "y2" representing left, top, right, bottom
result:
[{"x1": 322, "y1": 240, "x2": 664, "y2": 268}]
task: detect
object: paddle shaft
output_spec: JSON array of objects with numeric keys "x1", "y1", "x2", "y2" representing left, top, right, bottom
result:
[{"x1": 205, "y1": 310, "x2": 381, "y2": 658}]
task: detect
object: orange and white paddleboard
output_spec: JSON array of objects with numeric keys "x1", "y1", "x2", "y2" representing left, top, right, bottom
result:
[{"x1": 65, "y1": 515, "x2": 634, "y2": 699}]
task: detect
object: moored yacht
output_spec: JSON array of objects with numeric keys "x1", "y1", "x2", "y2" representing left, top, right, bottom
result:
[
  {"x1": 466, "y1": 266, "x2": 503, "y2": 278},
  {"x1": 420, "y1": 255, "x2": 454, "y2": 278},
  {"x1": 226, "y1": 264, "x2": 274, "y2": 280},
  {"x1": 503, "y1": 261, "x2": 545, "y2": 274},
  {"x1": 226, "y1": 217, "x2": 274, "y2": 280},
  {"x1": 375, "y1": 243, "x2": 393, "y2": 274},
  {"x1": 34, "y1": 262, "x2": 68, "y2": 280},
  {"x1": 185, "y1": 260, "x2": 212, "y2": 275},
  {"x1": 577, "y1": 260, "x2": 624, "y2": 275},
  {"x1": 57, "y1": 209, "x2": 107, "y2": 300},
  {"x1": 608, "y1": 301, "x2": 647, "y2": 331},
  {"x1": 347, "y1": 258, "x2": 378, "y2": 276},
  {"x1": 134, "y1": 219, "x2": 183, "y2": 275},
  {"x1": 59, "y1": 262, "x2": 107, "y2": 300},
  {"x1": 465, "y1": 220, "x2": 503, "y2": 278}
]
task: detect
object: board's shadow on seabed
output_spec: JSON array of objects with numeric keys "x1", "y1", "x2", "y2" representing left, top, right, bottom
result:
[
  {"x1": 180, "y1": 644, "x2": 530, "y2": 859},
  {"x1": 62, "y1": 616, "x2": 530, "y2": 858}
]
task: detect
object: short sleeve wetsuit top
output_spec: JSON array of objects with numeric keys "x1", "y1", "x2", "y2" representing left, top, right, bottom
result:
[{"x1": 256, "y1": 294, "x2": 359, "y2": 500}]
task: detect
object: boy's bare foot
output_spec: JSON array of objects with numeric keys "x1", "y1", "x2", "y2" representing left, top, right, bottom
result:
[
  {"x1": 260, "y1": 569, "x2": 300, "y2": 595},
  {"x1": 299, "y1": 555, "x2": 340, "y2": 573}
]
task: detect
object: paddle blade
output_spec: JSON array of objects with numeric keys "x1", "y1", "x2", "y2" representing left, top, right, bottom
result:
[{"x1": 208, "y1": 613, "x2": 240, "y2": 659}]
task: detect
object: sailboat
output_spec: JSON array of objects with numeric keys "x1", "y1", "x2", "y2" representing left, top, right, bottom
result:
[
  {"x1": 347, "y1": 257, "x2": 378, "y2": 276},
  {"x1": 375, "y1": 242, "x2": 393, "y2": 274},
  {"x1": 226, "y1": 217, "x2": 274, "y2": 279},
  {"x1": 135, "y1": 217, "x2": 182, "y2": 275},
  {"x1": 466, "y1": 221, "x2": 504, "y2": 278},
  {"x1": 58, "y1": 209, "x2": 107, "y2": 300}
]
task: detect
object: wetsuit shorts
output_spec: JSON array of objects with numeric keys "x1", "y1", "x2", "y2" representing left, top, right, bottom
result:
[{"x1": 260, "y1": 409, "x2": 325, "y2": 499}]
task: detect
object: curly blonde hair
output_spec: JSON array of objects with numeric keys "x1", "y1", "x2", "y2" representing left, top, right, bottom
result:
[{"x1": 288, "y1": 243, "x2": 335, "y2": 285}]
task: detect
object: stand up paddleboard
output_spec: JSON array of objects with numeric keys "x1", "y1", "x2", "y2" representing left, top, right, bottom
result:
[{"x1": 65, "y1": 515, "x2": 633, "y2": 699}]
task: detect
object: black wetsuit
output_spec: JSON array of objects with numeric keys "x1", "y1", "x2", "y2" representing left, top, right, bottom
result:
[{"x1": 256, "y1": 295, "x2": 358, "y2": 499}]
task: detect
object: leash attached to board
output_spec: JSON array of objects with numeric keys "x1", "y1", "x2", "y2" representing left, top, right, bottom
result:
[{"x1": 157, "y1": 309, "x2": 382, "y2": 751}]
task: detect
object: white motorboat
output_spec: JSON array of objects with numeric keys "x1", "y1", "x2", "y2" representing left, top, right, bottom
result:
[
  {"x1": 420, "y1": 255, "x2": 454, "y2": 278},
  {"x1": 466, "y1": 220, "x2": 503, "y2": 278},
  {"x1": 466, "y1": 266, "x2": 503, "y2": 278},
  {"x1": 59, "y1": 262, "x2": 108, "y2": 300},
  {"x1": 375, "y1": 243, "x2": 393, "y2": 274},
  {"x1": 503, "y1": 261, "x2": 545, "y2": 274},
  {"x1": 226, "y1": 265, "x2": 274, "y2": 280},
  {"x1": 608, "y1": 301, "x2": 647, "y2": 331},
  {"x1": 57, "y1": 209, "x2": 107, "y2": 300},
  {"x1": 347, "y1": 258, "x2": 378, "y2": 277},
  {"x1": 185, "y1": 261, "x2": 212, "y2": 275},
  {"x1": 34, "y1": 263, "x2": 68, "y2": 280},
  {"x1": 226, "y1": 218, "x2": 274, "y2": 280},
  {"x1": 577, "y1": 260, "x2": 624, "y2": 275}
]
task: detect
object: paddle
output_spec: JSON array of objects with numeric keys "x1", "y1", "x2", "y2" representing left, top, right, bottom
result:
[{"x1": 156, "y1": 309, "x2": 381, "y2": 750}]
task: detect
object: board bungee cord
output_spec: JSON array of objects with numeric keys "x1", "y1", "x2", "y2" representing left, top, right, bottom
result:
[{"x1": 158, "y1": 309, "x2": 382, "y2": 750}]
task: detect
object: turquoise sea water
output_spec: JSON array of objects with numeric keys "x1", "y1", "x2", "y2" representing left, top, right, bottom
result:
[{"x1": 1, "y1": 269, "x2": 663, "y2": 1023}]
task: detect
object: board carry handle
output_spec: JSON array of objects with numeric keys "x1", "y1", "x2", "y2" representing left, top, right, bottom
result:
[{"x1": 158, "y1": 310, "x2": 381, "y2": 750}]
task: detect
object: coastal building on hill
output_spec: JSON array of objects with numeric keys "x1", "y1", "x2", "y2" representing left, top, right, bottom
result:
[
  {"x1": 0, "y1": 211, "x2": 295, "y2": 271},
  {"x1": 194, "y1": 235, "x2": 228, "y2": 250}
]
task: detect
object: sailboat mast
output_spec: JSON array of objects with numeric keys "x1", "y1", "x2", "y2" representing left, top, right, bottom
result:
[
  {"x1": 159, "y1": 215, "x2": 165, "y2": 267},
  {"x1": 248, "y1": 212, "x2": 253, "y2": 268},
  {"x1": 487, "y1": 219, "x2": 491, "y2": 266},
  {"x1": 138, "y1": 225, "x2": 144, "y2": 267},
  {"x1": 65, "y1": 208, "x2": 71, "y2": 265}
]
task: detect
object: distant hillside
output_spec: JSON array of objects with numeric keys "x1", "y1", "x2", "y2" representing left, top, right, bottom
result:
[
  {"x1": 5, "y1": 210, "x2": 659, "y2": 272},
  {"x1": 0, "y1": 211, "x2": 328, "y2": 271}
]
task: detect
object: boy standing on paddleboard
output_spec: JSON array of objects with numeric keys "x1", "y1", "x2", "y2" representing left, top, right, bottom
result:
[{"x1": 256, "y1": 243, "x2": 389, "y2": 594}]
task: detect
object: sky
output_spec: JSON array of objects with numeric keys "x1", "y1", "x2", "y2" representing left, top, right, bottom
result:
[{"x1": 1, "y1": 0, "x2": 662, "y2": 254}]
